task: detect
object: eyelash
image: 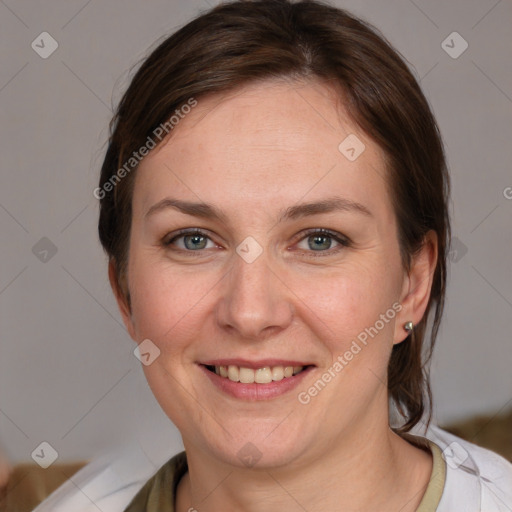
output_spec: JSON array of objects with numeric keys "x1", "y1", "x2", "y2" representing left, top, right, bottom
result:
[{"x1": 163, "y1": 228, "x2": 351, "y2": 258}]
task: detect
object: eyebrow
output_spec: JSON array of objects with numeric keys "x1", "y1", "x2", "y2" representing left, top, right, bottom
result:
[
  {"x1": 279, "y1": 196, "x2": 373, "y2": 221},
  {"x1": 145, "y1": 196, "x2": 373, "y2": 223}
]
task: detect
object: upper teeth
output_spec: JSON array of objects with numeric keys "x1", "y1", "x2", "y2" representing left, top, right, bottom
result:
[{"x1": 214, "y1": 365, "x2": 304, "y2": 383}]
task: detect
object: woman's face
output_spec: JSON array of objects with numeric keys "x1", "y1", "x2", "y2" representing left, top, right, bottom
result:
[{"x1": 118, "y1": 79, "x2": 416, "y2": 468}]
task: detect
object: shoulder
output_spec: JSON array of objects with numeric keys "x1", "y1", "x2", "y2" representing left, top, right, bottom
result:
[
  {"x1": 422, "y1": 423, "x2": 512, "y2": 511},
  {"x1": 32, "y1": 443, "x2": 167, "y2": 512}
]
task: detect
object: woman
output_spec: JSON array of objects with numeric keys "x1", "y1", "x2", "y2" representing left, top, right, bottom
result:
[{"x1": 35, "y1": 0, "x2": 512, "y2": 511}]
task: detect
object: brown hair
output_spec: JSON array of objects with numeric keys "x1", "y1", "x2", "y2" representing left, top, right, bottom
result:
[{"x1": 98, "y1": 0, "x2": 451, "y2": 434}]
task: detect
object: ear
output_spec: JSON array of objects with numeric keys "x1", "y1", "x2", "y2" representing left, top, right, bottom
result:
[
  {"x1": 394, "y1": 230, "x2": 438, "y2": 345},
  {"x1": 108, "y1": 259, "x2": 136, "y2": 340}
]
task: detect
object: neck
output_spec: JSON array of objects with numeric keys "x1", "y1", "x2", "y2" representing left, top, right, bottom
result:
[{"x1": 176, "y1": 417, "x2": 432, "y2": 512}]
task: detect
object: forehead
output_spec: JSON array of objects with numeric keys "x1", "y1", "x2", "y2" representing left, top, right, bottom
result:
[{"x1": 134, "y1": 79, "x2": 392, "y2": 222}]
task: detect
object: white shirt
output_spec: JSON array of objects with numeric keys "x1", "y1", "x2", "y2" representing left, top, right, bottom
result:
[{"x1": 34, "y1": 423, "x2": 512, "y2": 511}]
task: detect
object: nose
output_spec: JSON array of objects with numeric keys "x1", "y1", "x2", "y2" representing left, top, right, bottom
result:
[{"x1": 215, "y1": 250, "x2": 294, "y2": 341}]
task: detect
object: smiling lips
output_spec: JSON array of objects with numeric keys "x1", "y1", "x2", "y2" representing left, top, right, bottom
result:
[
  {"x1": 200, "y1": 360, "x2": 314, "y2": 400},
  {"x1": 201, "y1": 359, "x2": 312, "y2": 385},
  {"x1": 208, "y1": 364, "x2": 304, "y2": 384}
]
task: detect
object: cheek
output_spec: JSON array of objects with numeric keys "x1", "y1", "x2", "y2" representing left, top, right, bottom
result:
[
  {"x1": 290, "y1": 260, "x2": 398, "y2": 344},
  {"x1": 127, "y1": 252, "x2": 222, "y2": 344}
]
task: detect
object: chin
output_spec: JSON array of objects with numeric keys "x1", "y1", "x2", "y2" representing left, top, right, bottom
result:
[{"x1": 198, "y1": 419, "x2": 313, "y2": 470}]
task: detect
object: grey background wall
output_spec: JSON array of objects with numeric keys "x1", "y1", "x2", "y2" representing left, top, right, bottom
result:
[{"x1": 1, "y1": 0, "x2": 511, "y2": 463}]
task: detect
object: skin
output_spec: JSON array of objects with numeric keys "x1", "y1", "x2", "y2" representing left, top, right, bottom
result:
[{"x1": 111, "y1": 78, "x2": 438, "y2": 511}]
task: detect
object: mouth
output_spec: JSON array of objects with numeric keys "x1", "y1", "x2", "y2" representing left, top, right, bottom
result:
[
  {"x1": 203, "y1": 363, "x2": 311, "y2": 384},
  {"x1": 198, "y1": 360, "x2": 315, "y2": 400}
]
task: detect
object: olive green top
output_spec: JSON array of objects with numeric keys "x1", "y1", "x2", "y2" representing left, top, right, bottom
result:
[{"x1": 123, "y1": 435, "x2": 446, "y2": 511}]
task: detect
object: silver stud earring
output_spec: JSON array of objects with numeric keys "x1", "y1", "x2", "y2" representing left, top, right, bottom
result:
[{"x1": 404, "y1": 321, "x2": 414, "y2": 333}]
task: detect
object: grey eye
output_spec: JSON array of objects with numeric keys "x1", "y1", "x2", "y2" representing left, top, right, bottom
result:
[
  {"x1": 307, "y1": 234, "x2": 333, "y2": 251},
  {"x1": 165, "y1": 230, "x2": 216, "y2": 251},
  {"x1": 182, "y1": 233, "x2": 209, "y2": 250}
]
